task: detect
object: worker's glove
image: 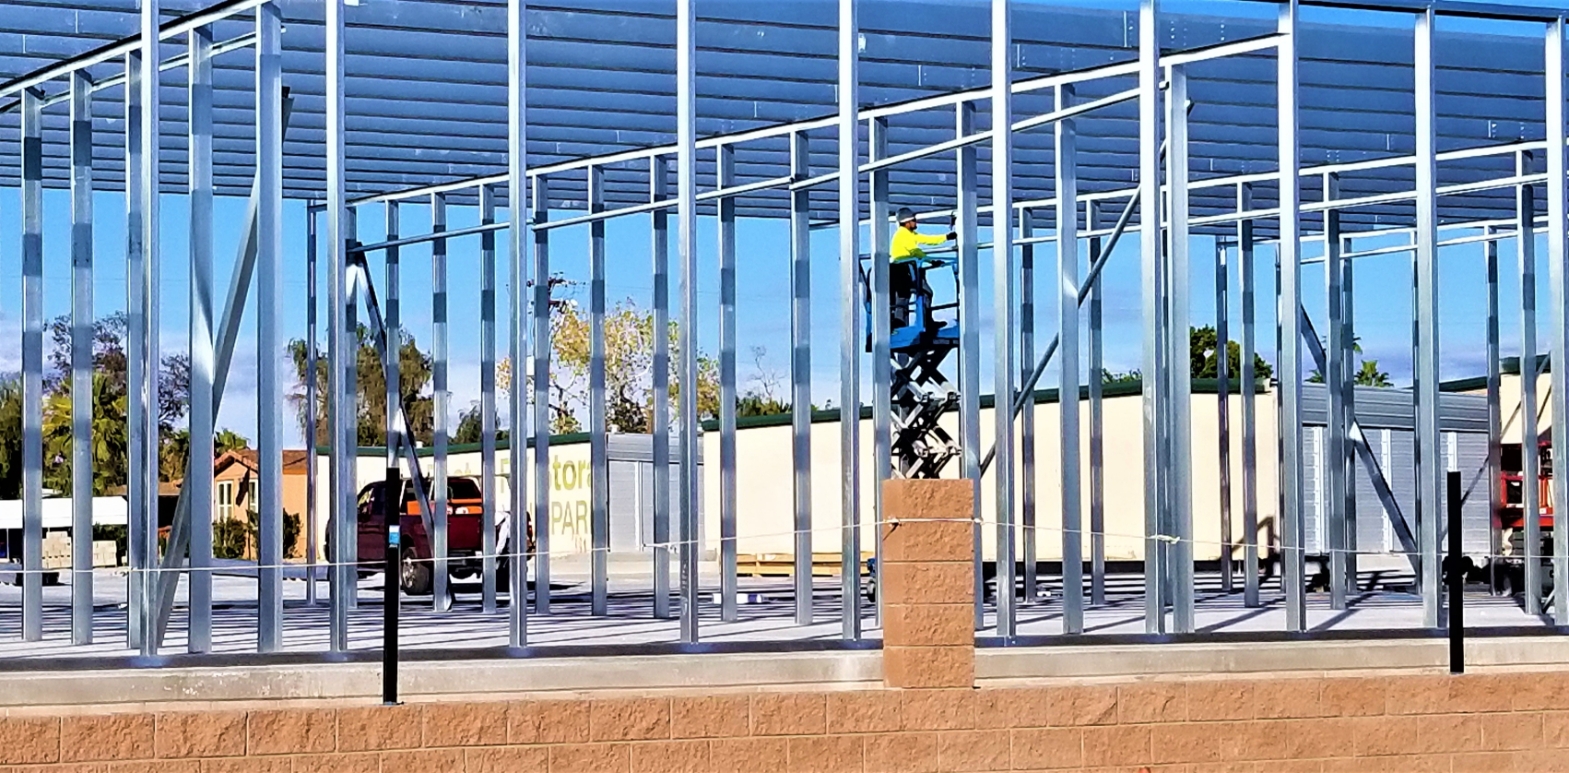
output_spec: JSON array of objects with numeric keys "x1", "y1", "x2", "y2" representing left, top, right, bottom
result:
[{"x1": 946, "y1": 231, "x2": 958, "y2": 241}]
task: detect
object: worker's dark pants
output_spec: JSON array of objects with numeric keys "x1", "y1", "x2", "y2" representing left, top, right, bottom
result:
[{"x1": 890, "y1": 261, "x2": 923, "y2": 329}]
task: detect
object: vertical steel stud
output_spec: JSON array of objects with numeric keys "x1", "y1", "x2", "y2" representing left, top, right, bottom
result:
[
  {"x1": 1239, "y1": 183, "x2": 1261, "y2": 608},
  {"x1": 1414, "y1": 8, "x2": 1442, "y2": 628},
  {"x1": 480, "y1": 185, "x2": 500, "y2": 614},
  {"x1": 531, "y1": 176, "x2": 551, "y2": 618},
  {"x1": 256, "y1": 4, "x2": 284, "y2": 653},
  {"x1": 1325, "y1": 173, "x2": 1348, "y2": 611},
  {"x1": 587, "y1": 168, "x2": 609, "y2": 616},
  {"x1": 327, "y1": 0, "x2": 352, "y2": 654},
  {"x1": 137, "y1": 0, "x2": 162, "y2": 657},
  {"x1": 993, "y1": 0, "x2": 1017, "y2": 640},
  {"x1": 1546, "y1": 16, "x2": 1569, "y2": 624},
  {"x1": 789, "y1": 134, "x2": 815, "y2": 626},
  {"x1": 718, "y1": 146, "x2": 739, "y2": 624},
  {"x1": 507, "y1": 0, "x2": 531, "y2": 643},
  {"x1": 676, "y1": 0, "x2": 702, "y2": 644},
  {"x1": 651, "y1": 161, "x2": 672, "y2": 619},
  {"x1": 1278, "y1": 0, "x2": 1306, "y2": 632},
  {"x1": 1056, "y1": 83, "x2": 1083, "y2": 634},
  {"x1": 1519, "y1": 154, "x2": 1542, "y2": 615},
  {"x1": 69, "y1": 71, "x2": 95, "y2": 646},
  {"x1": 431, "y1": 193, "x2": 451, "y2": 612},
  {"x1": 125, "y1": 49, "x2": 146, "y2": 650},
  {"x1": 1088, "y1": 203, "x2": 1106, "y2": 608},
  {"x1": 1139, "y1": 0, "x2": 1165, "y2": 634},
  {"x1": 1166, "y1": 65, "x2": 1194, "y2": 633},
  {"x1": 956, "y1": 101, "x2": 983, "y2": 630},
  {"x1": 188, "y1": 26, "x2": 215, "y2": 653},
  {"x1": 20, "y1": 86, "x2": 43, "y2": 644},
  {"x1": 1021, "y1": 207, "x2": 1037, "y2": 604},
  {"x1": 838, "y1": 0, "x2": 863, "y2": 640}
]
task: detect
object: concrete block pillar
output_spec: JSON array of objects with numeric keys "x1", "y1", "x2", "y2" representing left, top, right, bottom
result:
[{"x1": 880, "y1": 479, "x2": 976, "y2": 689}]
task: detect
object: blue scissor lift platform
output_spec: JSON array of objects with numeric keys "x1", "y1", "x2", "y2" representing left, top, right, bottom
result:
[{"x1": 863, "y1": 257, "x2": 962, "y2": 480}]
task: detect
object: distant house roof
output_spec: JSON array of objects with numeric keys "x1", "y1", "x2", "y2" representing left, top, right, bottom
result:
[{"x1": 214, "y1": 449, "x2": 311, "y2": 477}]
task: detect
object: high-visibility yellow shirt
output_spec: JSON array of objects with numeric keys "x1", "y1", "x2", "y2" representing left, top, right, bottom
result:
[{"x1": 890, "y1": 225, "x2": 948, "y2": 263}]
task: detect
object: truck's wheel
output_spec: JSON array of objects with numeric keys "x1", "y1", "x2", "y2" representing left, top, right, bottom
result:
[{"x1": 400, "y1": 548, "x2": 433, "y2": 596}]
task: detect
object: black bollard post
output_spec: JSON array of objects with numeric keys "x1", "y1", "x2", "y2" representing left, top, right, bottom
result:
[
  {"x1": 384, "y1": 468, "x2": 401, "y2": 704},
  {"x1": 1447, "y1": 469, "x2": 1464, "y2": 675}
]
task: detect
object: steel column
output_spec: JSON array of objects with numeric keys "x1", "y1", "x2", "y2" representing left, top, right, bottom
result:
[
  {"x1": 1325, "y1": 173, "x2": 1348, "y2": 611},
  {"x1": 1485, "y1": 231, "x2": 1502, "y2": 608},
  {"x1": 327, "y1": 0, "x2": 352, "y2": 652},
  {"x1": 588, "y1": 167, "x2": 609, "y2": 616},
  {"x1": 1546, "y1": 17, "x2": 1569, "y2": 624},
  {"x1": 1518, "y1": 154, "x2": 1542, "y2": 615},
  {"x1": 1166, "y1": 66, "x2": 1194, "y2": 633},
  {"x1": 676, "y1": 0, "x2": 701, "y2": 644},
  {"x1": 1216, "y1": 237, "x2": 1232, "y2": 595},
  {"x1": 531, "y1": 176, "x2": 550, "y2": 618},
  {"x1": 480, "y1": 185, "x2": 499, "y2": 614},
  {"x1": 255, "y1": 4, "x2": 283, "y2": 653},
  {"x1": 867, "y1": 115, "x2": 889, "y2": 628},
  {"x1": 956, "y1": 101, "x2": 983, "y2": 630},
  {"x1": 20, "y1": 86, "x2": 43, "y2": 644},
  {"x1": 837, "y1": 0, "x2": 863, "y2": 640},
  {"x1": 717, "y1": 144, "x2": 739, "y2": 624},
  {"x1": 69, "y1": 71, "x2": 95, "y2": 646},
  {"x1": 650, "y1": 162, "x2": 671, "y2": 619},
  {"x1": 1138, "y1": 0, "x2": 1166, "y2": 634},
  {"x1": 789, "y1": 133, "x2": 814, "y2": 626},
  {"x1": 138, "y1": 0, "x2": 163, "y2": 657},
  {"x1": 1278, "y1": 0, "x2": 1306, "y2": 632},
  {"x1": 1415, "y1": 8, "x2": 1442, "y2": 628},
  {"x1": 1341, "y1": 230, "x2": 1358, "y2": 596},
  {"x1": 187, "y1": 26, "x2": 215, "y2": 653},
  {"x1": 431, "y1": 192, "x2": 451, "y2": 612},
  {"x1": 1056, "y1": 83, "x2": 1083, "y2": 634},
  {"x1": 385, "y1": 200, "x2": 403, "y2": 619},
  {"x1": 1020, "y1": 206, "x2": 1037, "y2": 604},
  {"x1": 306, "y1": 206, "x2": 320, "y2": 607},
  {"x1": 124, "y1": 49, "x2": 146, "y2": 651},
  {"x1": 1088, "y1": 204, "x2": 1106, "y2": 608},
  {"x1": 993, "y1": 0, "x2": 1018, "y2": 639},
  {"x1": 1239, "y1": 183, "x2": 1260, "y2": 608},
  {"x1": 507, "y1": 0, "x2": 531, "y2": 643}
]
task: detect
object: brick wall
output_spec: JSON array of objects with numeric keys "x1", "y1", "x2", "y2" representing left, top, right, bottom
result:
[
  {"x1": 6, "y1": 480, "x2": 1569, "y2": 772},
  {"x1": 5, "y1": 671, "x2": 1569, "y2": 771}
]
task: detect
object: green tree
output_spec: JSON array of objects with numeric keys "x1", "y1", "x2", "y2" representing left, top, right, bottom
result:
[
  {"x1": 287, "y1": 326, "x2": 435, "y2": 449},
  {"x1": 538, "y1": 297, "x2": 721, "y2": 434},
  {"x1": 39, "y1": 372, "x2": 129, "y2": 497},
  {"x1": 1308, "y1": 338, "x2": 1392, "y2": 387},
  {"x1": 1190, "y1": 325, "x2": 1274, "y2": 381},
  {"x1": 1100, "y1": 368, "x2": 1142, "y2": 386},
  {"x1": 0, "y1": 378, "x2": 23, "y2": 500}
]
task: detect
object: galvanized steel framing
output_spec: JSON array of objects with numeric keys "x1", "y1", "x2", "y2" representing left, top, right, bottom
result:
[{"x1": 3, "y1": 0, "x2": 1568, "y2": 656}]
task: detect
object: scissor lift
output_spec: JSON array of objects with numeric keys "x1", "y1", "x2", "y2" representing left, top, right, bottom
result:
[{"x1": 864, "y1": 257, "x2": 962, "y2": 479}]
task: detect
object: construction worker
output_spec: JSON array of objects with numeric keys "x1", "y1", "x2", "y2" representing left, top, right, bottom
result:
[{"x1": 889, "y1": 207, "x2": 956, "y2": 328}]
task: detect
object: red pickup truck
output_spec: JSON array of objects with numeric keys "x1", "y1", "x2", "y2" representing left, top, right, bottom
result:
[{"x1": 327, "y1": 475, "x2": 533, "y2": 596}]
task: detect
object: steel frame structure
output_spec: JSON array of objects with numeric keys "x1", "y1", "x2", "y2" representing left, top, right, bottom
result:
[{"x1": 3, "y1": 0, "x2": 1569, "y2": 658}]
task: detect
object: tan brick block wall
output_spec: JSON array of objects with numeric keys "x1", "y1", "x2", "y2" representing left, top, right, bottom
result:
[
  {"x1": 881, "y1": 479, "x2": 977, "y2": 690},
  {"x1": 25, "y1": 665, "x2": 1569, "y2": 771}
]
